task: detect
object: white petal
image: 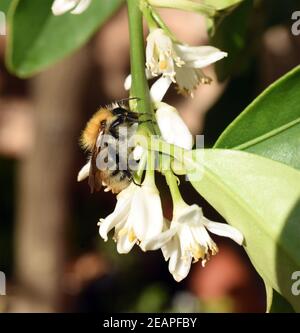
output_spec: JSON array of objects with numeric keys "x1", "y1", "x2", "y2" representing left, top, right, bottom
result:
[
  {"x1": 174, "y1": 204, "x2": 202, "y2": 225},
  {"x1": 128, "y1": 185, "x2": 164, "y2": 242},
  {"x1": 177, "y1": 224, "x2": 194, "y2": 255},
  {"x1": 52, "y1": 0, "x2": 77, "y2": 15},
  {"x1": 124, "y1": 75, "x2": 132, "y2": 91},
  {"x1": 71, "y1": 0, "x2": 91, "y2": 14},
  {"x1": 141, "y1": 226, "x2": 177, "y2": 251},
  {"x1": 155, "y1": 102, "x2": 193, "y2": 149},
  {"x1": 192, "y1": 223, "x2": 214, "y2": 250},
  {"x1": 162, "y1": 240, "x2": 174, "y2": 261},
  {"x1": 99, "y1": 204, "x2": 128, "y2": 241},
  {"x1": 175, "y1": 44, "x2": 227, "y2": 68},
  {"x1": 99, "y1": 188, "x2": 134, "y2": 241},
  {"x1": 77, "y1": 161, "x2": 90, "y2": 182},
  {"x1": 172, "y1": 255, "x2": 192, "y2": 282},
  {"x1": 160, "y1": 226, "x2": 193, "y2": 281},
  {"x1": 99, "y1": 216, "x2": 117, "y2": 242},
  {"x1": 132, "y1": 145, "x2": 144, "y2": 161},
  {"x1": 116, "y1": 234, "x2": 136, "y2": 254},
  {"x1": 117, "y1": 182, "x2": 138, "y2": 200},
  {"x1": 202, "y1": 218, "x2": 244, "y2": 245},
  {"x1": 145, "y1": 29, "x2": 178, "y2": 78},
  {"x1": 145, "y1": 31, "x2": 156, "y2": 69},
  {"x1": 175, "y1": 66, "x2": 211, "y2": 94},
  {"x1": 164, "y1": 237, "x2": 180, "y2": 271},
  {"x1": 150, "y1": 76, "x2": 172, "y2": 103}
]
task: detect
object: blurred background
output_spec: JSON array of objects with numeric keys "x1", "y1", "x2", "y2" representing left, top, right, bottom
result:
[{"x1": 0, "y1": 0, "x2": 299, "y2": 313}]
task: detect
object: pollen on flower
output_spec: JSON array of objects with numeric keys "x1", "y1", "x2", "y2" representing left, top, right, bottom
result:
[
  {"x1": 128, "y1": 228, "x2": 137, "y2": 242},
  {"x1": 200, "y1": 76, "x2": 212, "y2": 85},
  {"x1": 191, "y1": 244, "x2": 205, "y2": 263},
  {"x1": 174, "y1": 57, "x2": 185, "y2": 68},
  {"x1": 118, "y1": 228, "x2": 128, "y2": 238},
  {"x1": 159, "y1": 60, "x2": 168, "y2": 70},
  {"x1": 210, "y1": 242, "x2": 219, "y2": 256}
]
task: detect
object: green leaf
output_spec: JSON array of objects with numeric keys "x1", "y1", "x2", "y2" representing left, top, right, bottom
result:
[
  {"x1": 204, "y1": 0, "x2": 243, "y2": 10},
  {"x1": 6, "y1": 0, "x2": 123, "y2": 77},
  {"x1": 215, "y1": 65, "x2": 300, "y2": 171},
  {"x1": 265, "y1": 283, "x2": 273, "y2": 312},
  {"x1": 268, "y1": 289, "x2": 295, "y2": 313},
  {"x1": 184, "y1": 149, "x2": 300, "y2": 312},
  {"x1": 208, "y1": 0, "x2": 253, "y2": 81},
  {"x1": 0, "y1": 0, "x2": 11, "y2": 13},
  {"x1": 265, "y1": 283, "x2": 295, "y2": 313}
]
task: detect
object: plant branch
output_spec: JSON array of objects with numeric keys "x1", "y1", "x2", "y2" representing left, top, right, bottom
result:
[{"x1": 127, "y1": 0, "x2": 155, "y2": 134}]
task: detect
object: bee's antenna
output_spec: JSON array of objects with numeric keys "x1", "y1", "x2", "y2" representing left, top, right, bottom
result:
[{"x1": 117, "y1": 97, "x2": 141, "y2": 106}]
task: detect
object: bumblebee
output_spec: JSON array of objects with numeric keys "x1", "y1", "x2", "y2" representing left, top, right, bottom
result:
[{"x1": 79, "y1": 100, "x2": 142, "y2": 194}]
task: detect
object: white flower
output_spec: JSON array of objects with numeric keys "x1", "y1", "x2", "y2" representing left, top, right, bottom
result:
[
  {"x1": 124, "y1": 76, "x2": 194, "y2": 150},
  {"x1": 143, "y1": 203, "x2": 243, "y2": 282},
  {"x1": 77, "y1": 160, "x2": 90, "y2": 182},
  {"x1": 155, "y1": 102, "x2": 193, "y2": 150},
  {"x1": 99, "y1": 182, "x2": 164, "y2": 253},
  {"x1": 145, "y1": 28, "x2": 227, "y2": 95},
  {"x1": 146, "y1": 29, "x2": 184, "y2": 81},
  {"x1": 150, "y1": 77, "x2": 193, "y2": 150},
  {"x1": 52, "y1": 0, "x2": 91, "y2": 15}
]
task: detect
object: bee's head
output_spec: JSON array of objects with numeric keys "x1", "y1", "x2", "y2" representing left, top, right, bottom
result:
[
  {"x1": 80, "y1": 108, "x2": 114, "y2": 151},
  {"x1": 112, "y1": 106, "x2": 128, "y2": 116}
]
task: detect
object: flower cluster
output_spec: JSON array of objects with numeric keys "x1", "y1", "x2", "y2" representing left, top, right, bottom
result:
[
  {"x1": 99, "y1": 184, "x2": 243, "y2": 281},
  {"x1": 57, "y1": 0, "x2": 244, "y2": 281}
]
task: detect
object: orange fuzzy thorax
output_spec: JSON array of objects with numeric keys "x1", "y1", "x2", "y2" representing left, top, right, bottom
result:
[{"x1": 80, "y1": 108, "x2": 113, "y2": 151}]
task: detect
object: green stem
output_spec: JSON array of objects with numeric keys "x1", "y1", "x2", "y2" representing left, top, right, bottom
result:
[
  {"x1": 148, "y1": 0, "x2": 216, "y2": 18},
  {"x1": 165, "y1": 170, "x2": 185, "y2": 205},
  {"x1": 127, "y1": 0, "x2": 155, "y2": 134},
  {"x1": 150, "y1": 7, "x2": 179, "y2": 41},
  {"x1": 144, "y1": 149, "x2": 156, "y2": 186},
  {"x1": 139, "y1": 136, "x2": 187, "y2": 163},
  {"x1": 140, "y1": 0, "x2": 158, "y2": 31}
]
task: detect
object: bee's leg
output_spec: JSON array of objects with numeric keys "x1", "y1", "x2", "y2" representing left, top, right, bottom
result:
[
  {"x1": 126, "y1": 112, "x2": 154, "y2": 124},
  {"x1": 132, "y1": 178, "x2": 142, "y2": 187},
  {"x1": 110, "y1": 116, "x2": 125, "y2": 138}
]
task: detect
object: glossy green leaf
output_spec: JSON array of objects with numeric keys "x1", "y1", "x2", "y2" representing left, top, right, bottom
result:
[
  {"x1": 268, "y1": 289, "x2": 295, "y2": 313},
  {"x1": 0, "y1": 0, "x2": 12, "y2": 13},
  {"x1": 265, "y1": 283, "x2": 295, "y2": 313},
  {"x1": 215, "y1": 65, "x2": 300, "y2": 171},
  {"x1": 204, "y1": 0, "x2": 243, "y2": 10},
  {"x1": 6, "y1": 0, "x2": 123, "y2": 77},
  {"x1": 183, "y1": 149, "x2": 300, "y2": 312},
  {"x1": 208, "y1": 0, "x2": 253, "y2": 81}
]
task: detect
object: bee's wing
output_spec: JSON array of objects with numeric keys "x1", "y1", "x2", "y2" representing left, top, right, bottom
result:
[{"x1": 88, "y1": 131, "x2": 104, "y2": 193}]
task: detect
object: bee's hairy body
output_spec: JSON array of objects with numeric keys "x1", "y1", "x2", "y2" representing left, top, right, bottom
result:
[{"x1": 81, "y1": 103, "x2": 140, "y2": 194}]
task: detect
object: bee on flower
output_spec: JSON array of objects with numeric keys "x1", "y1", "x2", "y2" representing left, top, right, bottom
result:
[{"x1": 73, "y1": 0, "x2": 244, "y2": 282}]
